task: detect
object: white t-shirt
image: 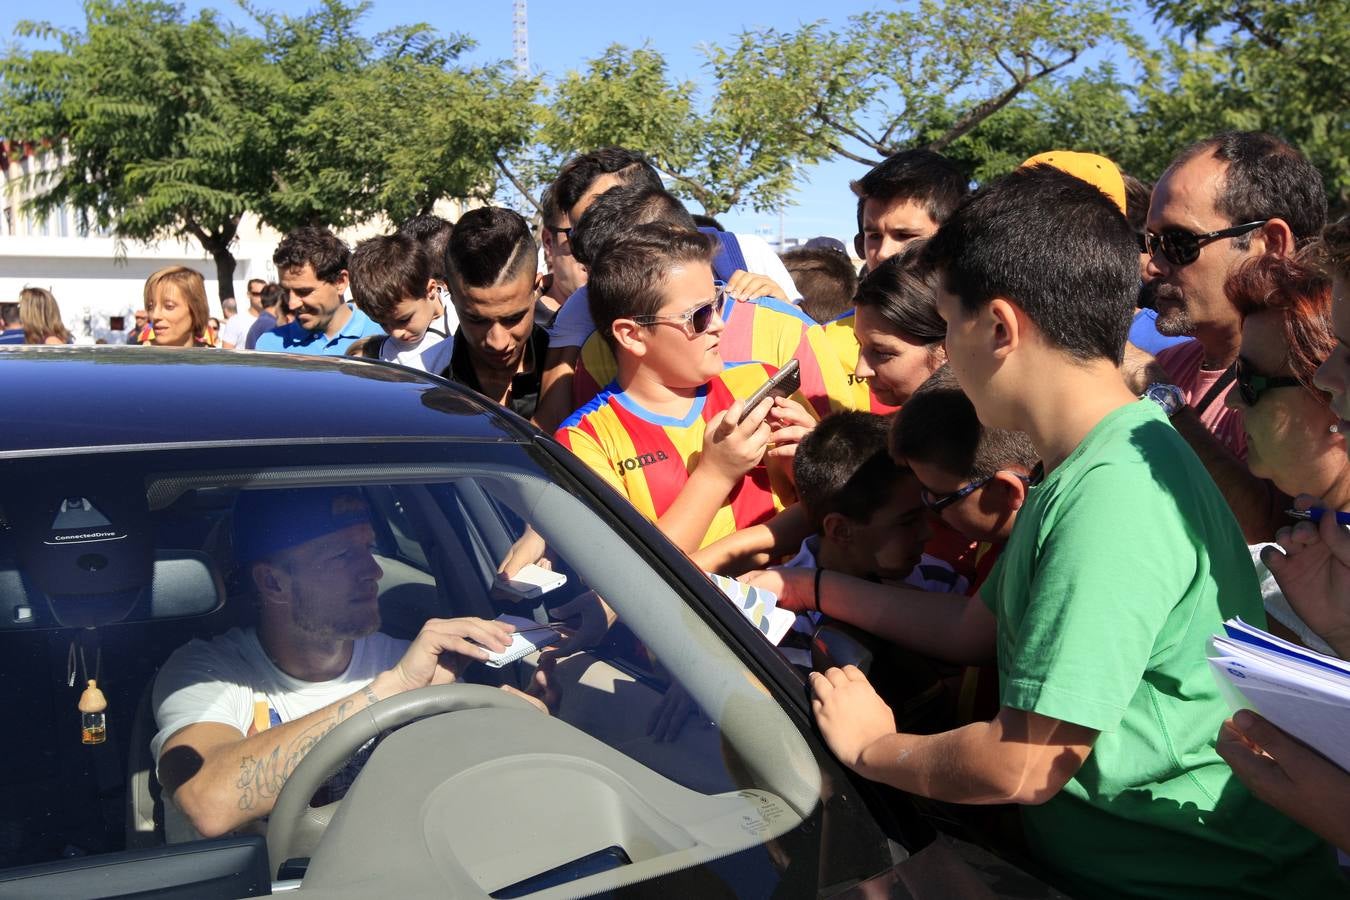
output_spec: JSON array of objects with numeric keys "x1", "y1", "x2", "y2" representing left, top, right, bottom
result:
[
  {"x1": 546, "y1": 231, "x2": 802, "y2": 349},
  {"x1": 150, "y1": 626, "x2": 408, "y2": 766},
  {"x1": 774, "y1": 536, "x2": 968, "y2": 666},
  {"x1": 377, "y1": 304, "x2": 456, "y2": 373},
  {"x1": 219, "y1": 311, "x2": 258, "y2": 348}
]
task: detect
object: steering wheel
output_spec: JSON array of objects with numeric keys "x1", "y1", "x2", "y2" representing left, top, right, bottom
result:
[{"x1": 266, "y1": 683, "x2": 538, "y2": 876}]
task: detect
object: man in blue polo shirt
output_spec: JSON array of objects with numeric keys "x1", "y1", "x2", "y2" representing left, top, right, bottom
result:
[{"x1": 255, "y1": 226, "x2": 383, "y2": 355}]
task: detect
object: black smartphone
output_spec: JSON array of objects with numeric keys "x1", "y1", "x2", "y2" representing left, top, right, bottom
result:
[{"x1": 738, "y1": 358, "x2": 801, "y2": 424}]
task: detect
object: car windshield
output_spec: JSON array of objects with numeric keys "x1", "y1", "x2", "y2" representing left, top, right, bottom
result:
[{"x1": 0, "y1": 437, "x2": 869, "y2": 895}]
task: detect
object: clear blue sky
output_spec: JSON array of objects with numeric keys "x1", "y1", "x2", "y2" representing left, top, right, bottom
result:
[{"x1": 1, "y1": 0, "x2": 1163, "y2": 246}]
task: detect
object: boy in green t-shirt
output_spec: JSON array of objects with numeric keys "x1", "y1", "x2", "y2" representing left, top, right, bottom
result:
[{"x1": 807, "y1": 165, "x2": 1344, "y2": 897}]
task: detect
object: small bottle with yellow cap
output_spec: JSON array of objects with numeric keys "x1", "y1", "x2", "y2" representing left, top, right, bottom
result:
[{"x1": 79, "y1": 678, "x2": 107, "y2": 745}]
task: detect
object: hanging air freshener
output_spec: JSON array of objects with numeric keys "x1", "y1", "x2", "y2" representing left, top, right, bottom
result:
[{"x1": 79, "y1": 678, "x2": 107, "y2": 745}]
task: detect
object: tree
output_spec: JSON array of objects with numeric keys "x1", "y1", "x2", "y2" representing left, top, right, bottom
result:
[
  {"x1": 0, "y1": 0, "x2": 540, "y2": 300},
  {"x1": 714, "y1": 0, "x2": 1140, "y2": 169},
  {"x1": 1139, "y1": 0, "x2": 1349, "y2": 207},
  {"x1": 0, "y1": 0, "x2": 258, "y2": 300}
]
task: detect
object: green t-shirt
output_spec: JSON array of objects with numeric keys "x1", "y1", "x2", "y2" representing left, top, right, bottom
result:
[{"x1": 983, "y1": 400, "x2": 1344, "y2": 899}]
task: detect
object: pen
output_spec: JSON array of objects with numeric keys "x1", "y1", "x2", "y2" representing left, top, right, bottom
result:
[{"x1": 1284, "y1": 507, "x2": 1350, "y2": 526}]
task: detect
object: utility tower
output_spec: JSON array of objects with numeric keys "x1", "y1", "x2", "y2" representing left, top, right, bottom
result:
[{"x1": 512, "y1": 0, "x2": 530, "y2": 79}]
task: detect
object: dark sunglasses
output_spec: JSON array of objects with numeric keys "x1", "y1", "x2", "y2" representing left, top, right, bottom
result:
[
  {"x1": 921, "y1": 463, "x2": 1043, "y2": 514},
  {"x1": 1234, "y1": 357, "x2": 1301, "y2": 406},
  {"x1": 1144, "y1": 220, "x2": 1268, "y2": 267},
  {"x1": 631, "y1": 287, "x2": 729, "y2": 337}
]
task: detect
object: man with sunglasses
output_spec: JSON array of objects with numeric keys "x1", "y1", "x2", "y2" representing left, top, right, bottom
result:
[
  {"x1": 1128, "y1": 131, "x2": 1327, "y2": 540},
  {"x1": 556, "y1": 224, "x2": 806, "y2": 555}
]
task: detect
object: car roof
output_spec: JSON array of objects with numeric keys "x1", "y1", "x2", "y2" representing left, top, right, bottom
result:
[{"x1": 0, "y1": 346, "x2": 532, "y2": 456}]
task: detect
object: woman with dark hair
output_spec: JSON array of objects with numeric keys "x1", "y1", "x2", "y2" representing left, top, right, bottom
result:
[
  {"x1": 851, "y1": 243, "x2": 946, "y2": 407},
  {"x1": 142, "y1": 266, "x2": 217, "y2": 348},
  {"x1": 19, "y1": 287, "x2": 72, "y2": 344}
]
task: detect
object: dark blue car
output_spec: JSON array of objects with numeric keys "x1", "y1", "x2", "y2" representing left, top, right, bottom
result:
[{"x1": 0, "y1": 347, "x2": 1060, "y2": 898}]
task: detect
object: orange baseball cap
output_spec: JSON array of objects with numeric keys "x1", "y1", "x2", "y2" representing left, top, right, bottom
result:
[{"x1": 1020, "y1": 151, "x2": 1126, "y2": 215}]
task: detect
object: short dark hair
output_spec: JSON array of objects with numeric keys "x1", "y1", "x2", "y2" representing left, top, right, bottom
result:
[
  {"x1": 1170, "y1": 131, "x2": 1327, "y2": 246},
  {"x1": 691, "y1": 213, "x2": 724, "y2": 231},
  {"x1": 246, "y1": 278, "x2": 266, "y2": 293},
  {"x1": 553, "y1": 147, "x2": 664, "y2": 215},
  {"x1": 273, "y1": 226, "x2": 350, "y2": 284},
  {"x1": 854, "y1": 241, "x2": 944, "y2": 345},
  {"x1": 588, "y1": 223, "x2": 716, "y2": 351},
  {"x1": 1122, "y1": 173, "x2": 1151, "y2": 234},
  {"x1": 259, "y1": 283, "x2": 285, "y2": 312},
  {"x1": 446, "y1": 207, "x2": 537, "y2": 290},
  {"x1": 851, "y1": 149, "x2": 970, "y2": 235},
  {"x1": 925, "y1": 165, "x2": 1137, "y2": 364},
  {"x1": 397, "y1": 214, "x2": 454, "y2": 283},
  {"x1": 349, "y1": 233, "x2": 431, "y2": 323},
  {"x1": 780, "y1": 247, "x2": 859, "y2": 324},
  {"x1": 0, "y1": 302, "x2": 19, "y2": 326},
  {"x1": 571, "y1": 184, "x2": 696, "y2": 267},
  {"x1": 794, "y1": 411, "x2": 909, "y2": 532},
  {"x1": 892, "y1": 366, "x2": 1038, "y2": 479}
]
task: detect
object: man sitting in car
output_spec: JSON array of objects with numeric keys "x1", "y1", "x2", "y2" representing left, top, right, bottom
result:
[{"x1": 150, "y1": 487, "x2": 542, "y2": 839}]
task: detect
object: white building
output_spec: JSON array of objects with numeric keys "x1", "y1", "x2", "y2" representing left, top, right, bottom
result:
[{"x1": 0, "y1": 140, "x2": 471, "y2": 343}]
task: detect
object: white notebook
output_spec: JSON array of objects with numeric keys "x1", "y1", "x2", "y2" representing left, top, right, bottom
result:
[
  {"x1": 484, "y1": 614, "x2": 564, "y2": 668},
  {"x1": 1208, "y1": 617, "x2": 1350, "y2": 771}
]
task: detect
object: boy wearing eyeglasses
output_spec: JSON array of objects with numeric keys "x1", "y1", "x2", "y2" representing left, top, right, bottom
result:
[
  {"x1": 751, "y1": 166, "x2": 1342, "y2": 898},
  {"x1": 555, "y1": 223, "x2": 813, "y2": 554}
]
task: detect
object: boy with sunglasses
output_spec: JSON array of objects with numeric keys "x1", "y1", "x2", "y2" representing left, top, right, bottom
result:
[
  {"x1": 563, "y1": 183, "x2": 814, "y2": 415},
  {"x1": 555, "y1": 224, "x2": 808, "y2": 554}
]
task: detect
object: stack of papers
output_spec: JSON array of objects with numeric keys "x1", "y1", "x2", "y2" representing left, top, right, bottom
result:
[{"x1": 1208, "y1": 617, "x2": 1350, "y2": 771}]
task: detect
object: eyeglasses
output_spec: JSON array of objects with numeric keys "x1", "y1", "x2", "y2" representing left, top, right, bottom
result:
[
  {"x1": 1144, "y1": 220, "x2": 1268, "y2": 267},
  {"x1": 921, "y1": 464, "x2": 1043, "y2": 514},
  {"x1": 1234, "y1": 356, "x2": 1301, "y2": 406},
  {"x1": 546, "y1": 225, "x2": 572, "y2": 241},
  {"x1": 631, "y1": 289, "x2": 728, "y2": 337}
]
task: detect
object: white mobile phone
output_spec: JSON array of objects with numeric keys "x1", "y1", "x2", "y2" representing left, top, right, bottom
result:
[{"x1": 494, "y1": 563, "x2": 567, "y2": 601}]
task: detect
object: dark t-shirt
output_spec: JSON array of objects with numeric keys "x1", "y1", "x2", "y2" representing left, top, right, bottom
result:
[
  {"x1": 244, "y1": 313, "x2": 278, "y2": 351},
  {"x1": 441, "y1": 325, "x2": 549, "y2": 420}
]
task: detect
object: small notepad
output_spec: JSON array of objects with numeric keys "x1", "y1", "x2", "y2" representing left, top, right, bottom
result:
[
  {"x1": 706, "y1": 573, "x2": 796, "y2": 646},
  {"x1": 484, "y1": 614, "x2": 564, "y2": 668}
]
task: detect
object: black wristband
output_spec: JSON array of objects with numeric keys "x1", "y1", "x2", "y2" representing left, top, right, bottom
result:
[{"x1": 813, "y1": 567, "x2": 825, "y2": 614}]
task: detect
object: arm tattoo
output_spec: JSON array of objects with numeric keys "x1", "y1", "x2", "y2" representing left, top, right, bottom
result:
[
  {"x1": 362, "y1": 685, "x2": 380, "y2": 706},
  {"x1": 235, "y1": 699, "x2": 356, "y2": 812}
]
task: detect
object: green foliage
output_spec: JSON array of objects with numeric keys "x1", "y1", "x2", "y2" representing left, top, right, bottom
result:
[
  {"x1": 1141, "y1": 0, "x2": 1350, "y2": 207},
  {"x1": 0, "y1": 0, "x2": 538, "y2": 295}
]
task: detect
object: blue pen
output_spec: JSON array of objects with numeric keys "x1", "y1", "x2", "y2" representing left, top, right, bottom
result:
[{"x1": 1285, "y1": 507, "x2": 1350, "y2": 526}]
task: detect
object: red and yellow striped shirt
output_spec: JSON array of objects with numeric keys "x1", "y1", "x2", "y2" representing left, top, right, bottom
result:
[
  {"x1": 796, "y1": 310, "x2": 899, "y2": 418},
  {"x1": 555, "y1": 363, "x2": 792, "y2": 550}
]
